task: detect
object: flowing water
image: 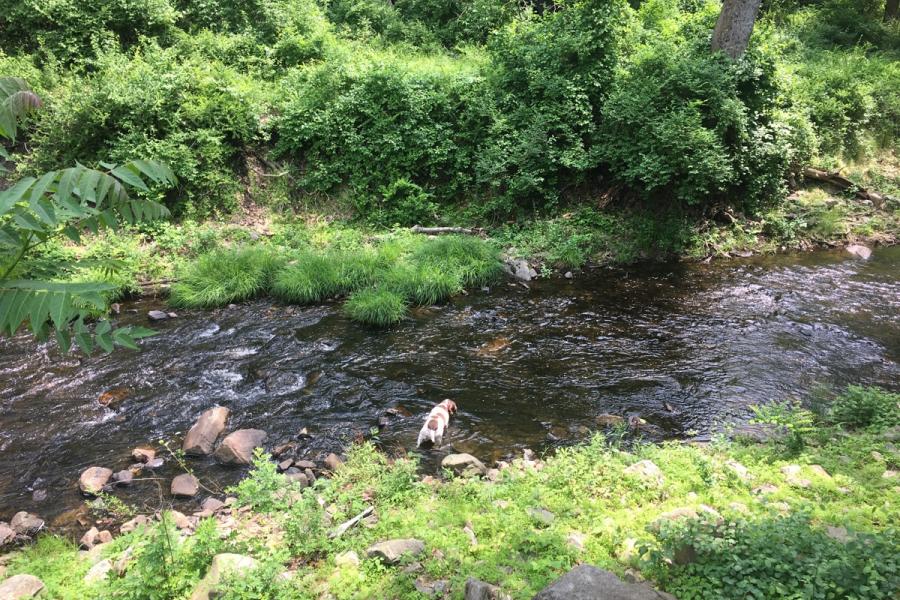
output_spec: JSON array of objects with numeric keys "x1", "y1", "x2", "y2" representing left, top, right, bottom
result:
[{"x1": 1, "y1": 247, "x2": 898, "y2": 524}]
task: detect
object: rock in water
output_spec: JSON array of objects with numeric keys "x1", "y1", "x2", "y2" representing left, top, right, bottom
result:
[
  {"x1": 171, "y1": 474, "x2": 200, "y2": 497},
  {"x1": 214, "y1": 429, "x2": 267, "y2": 465},
  {"x1": 79, "y1": 467, "x2": 113, "y2": 496},
  {"x1": 131, "y1": 446, "x2": 156, "y2": 463},
  {"x1": 365, "y1": 539, "x2": 425, "y2": 564},
  {"x1": 189, "y1": 554, "x2": 258, "y2": 600},
  {"x1": 533, "y1": 565, "x2": 675, "y2": 600},
  {"x1": 183, "y1": 407, "x2": 230, "y2": 455},
  {"x1": 441, "y1": 454, "x2": 487, "y2": 477},
  {"x1": 846, "y1": 244, "x2": 872, "y2": 260},
  {"x1": 147, "y1": 310, "x2": 170, "y2": 321},
  {"x1": 10, "y1": 512, "x2": 44, "y2": 536},
  {"x1": 0, "y1": 574, "x2": 45, "y2": 599}
]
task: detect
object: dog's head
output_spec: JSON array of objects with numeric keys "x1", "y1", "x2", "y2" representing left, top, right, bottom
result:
[{"x1": 440, "y1": 399, "x2": 458, "y2": 414}]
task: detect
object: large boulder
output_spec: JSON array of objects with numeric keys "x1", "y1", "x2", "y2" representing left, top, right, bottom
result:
[
  {"x1": 365, "y1": 539, "x2": 425, "y2": 565},
  {"x1": 189, "y1": 553, "x2": 258, "y2": 600},
  {"x1": 532, "y1": 565, "x2": 675, "y2": 600},
  {"x1": 441, "y1": 454, "x2": 487, "y2": 477},
  {"x1": 214, "y1": 429, "x2": 267, "y2": 465},
  {"x1": 183, "y1": 407, "x2": 230, "y2": 455},
  {"x1": 171, "y1": 474, "x2": 200, "y2": 498},
  {"x1": 10, "y1": 512, "x2": 44, "y2": 536},
  {"x1": 0, "y1": 574, "x2": 45, "y2": 599},
  {"x1": 79, "y1": 467, "x2": 113, "y2": 496}
]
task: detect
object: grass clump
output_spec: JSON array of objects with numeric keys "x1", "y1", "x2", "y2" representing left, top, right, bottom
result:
[
  {"x1": 410, "y1": 235, "x2": 502, "y2": 287},
  {"x1": 270, "y1": 252, "x2": 342, "y2": 304},
  {"x1": 385, "y1": 262, "x2": 462, "y2": 306},
  {"x1": 343, "y1": 288, "x2": 408, "y2": 327},
  {"x1": 169, "y1": 246, "x2": 280, "y2": 308},
  {"x1": 5, "y1": 536, "x2": 91, "y2": 600}
]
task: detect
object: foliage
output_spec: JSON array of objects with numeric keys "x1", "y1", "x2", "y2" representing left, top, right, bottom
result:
[
  {"x1": 343, "y1": 287, "x2": 408, "y2": 326},
  {"x1": 6, "y1": 536, "x2": 91, "y2": 600},
  {"x1": 169, "y1": 246, "x2": 281, "y2": 308},
  {"x1": 646, "y1": 513, "x2": 900, "y2": 600},
  {"x1": 827, "y1": 385, "x2": 900, "y2": 431},
  {"x1": 408, "y1": 234, "x2": 501, "y2": 287},
  {"x1": 751, "y1": 400, "x2": 817, "y2": 453}
]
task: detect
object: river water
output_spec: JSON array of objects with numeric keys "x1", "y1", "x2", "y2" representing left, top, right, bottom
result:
[{"x1": 1, "y1": 247, "x2": 898, "y2": 523}]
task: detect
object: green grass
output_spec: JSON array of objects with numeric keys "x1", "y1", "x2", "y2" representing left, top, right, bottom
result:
[
  {"x1": 270, "y1": 252, "x2": 342, "y2": 304},
  {"x1": 385, "y1": 262, "x2": 462, "y2": 306},
  {"x1": 169, "y1": 246, "x2": 281, "y2": 308},
  {"x1": 5, "y1": 536, "x2": 91, "y2": 600},
  {"x1": 343, "y1": 288, "x2": 408, "y2": 326},
  {"x1": 410, "y1": 235, "x2": 503, "y2": 287}
]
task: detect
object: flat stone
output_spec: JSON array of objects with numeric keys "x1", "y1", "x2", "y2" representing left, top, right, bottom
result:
[
  {"x1": 365, "y1": 538, "x2": 425, "y2": 565},
  {"x1": 441, "y1": 453, "x2": 487, "y2": 477},
  {"x1": 112, "y1": 470, "x2": 134, "y2": 486},
  {"x1": 335, "y1": 550, "x2": 360, "y2": 568},
  {"x1": 566, "y1": 531, "x2": 587, "y2": 552},
  {"x1": 623, "y1": 460, "x2": 665, "y2": 486},
  {"x1": 752, "y1": 483, "x2": 779, "y2": 495},
  {"x1": 147, "y1": 310, "x2": 170, "y2": 321},
  {"x1": 730, "y1": 422, "x2": 787, "y2": 444},
  {"x1": 324, "y1": 453, "x2": 343, "y2": 471},
  {"x1": 465, "y1": 577, "x2": 511, "y2": 600},
  {"x1": 528, "y1": 508, "x2": 556, "y2": 526},
  {"x1": 10, "y1": 512, "x2": 44, "y2": 536},
  {"x1": 79, "y1": 466, "x2": 113, "y2": 496},
  {"x1": 200, "y1": 498, "x2": 225, "y2": 513},
  {"x1": 0, "y1": 574, "x2": 45, "y2": 598},
  {"x1": 846, "y1": 244, "x2": 872, "y2": 260},
  {"x1": 171, "y1": 474, "x2": 200, "y2": 498},
  {"x1": 215, "y1": 429, "x2": 267, "y2": 465},
  {"x1": 184, "y1": 407, "x2": 230, "y2": 456},
  {"x1": 650, "y1": 505, "x2": 722, "y2": 533},
  {"x1": 84, "y1": 559, "x2": 112, "y2": 585},
  {"x1": 167, "y1": 510, "x2": 192, "y2": 530},
  {"x1": 533, "y1": 564, "x2": 675, "y2": 600},
  {"x1": 781, "y1": 465, "x2": 811, "y2": 488},
  {"x1": 98, "y1": 530, "x2": 113, "y2": 544},
  {"x1": 294, "y1": 460, "x2": 316, "y2": 470},
  {"x1": 725, "y1": 460, "x2": 751, "y2": 482},
  {"x1": 120, "y1": 515, "x2": 150, "y2": 534},
  {"x1": 189, "y1": 553, "x2": 258, "y2": 600},
  {"x1": 131, "y1": 447, "x2": 156, "y2": 463},
  {"x1": 596, "y1": 414, "x2": 625, "y2": 427},
  {"x1": 808, "y1": 465, "x2": 831, "y2": 479},
  {"x1": 80, "y1": 526, "x2": 100, "y2": 549},
  {"x1": 277, "y1": 459, "x2": 294, "y2": 472},
  {"x1": 883, "y1": 470, "x2": 898, "y2": 479},
  {"x1": 285, "y1": 471, "x2": 309, "y2": 487},
  {"x1": 144, "y1": 457, "x2": 165, "y2": 469}
]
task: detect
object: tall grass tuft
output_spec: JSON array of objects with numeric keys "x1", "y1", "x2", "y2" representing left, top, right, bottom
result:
[
  {"x1": 385, "y1": 262, "x2": 462, "y2": 306},
  {"x1": 344, "y1": 288, "x2": 408, "y2": 327},
  {"x1": 411, "y1": 235, "x2": 502, "y2": 287},
  {"x1": 271, "y1": 253, "x2": 341, "y2": 304},
  {"x1": 169, "y1": 246, "x2": 281, "y2": 308}
]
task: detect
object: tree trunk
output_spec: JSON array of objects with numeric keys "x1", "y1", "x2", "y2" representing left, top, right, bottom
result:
[
  {"x1": 886, "y1": 0, "x2": 899, "y2": 22},
  {"x1": 711, "y1": 0, "x2": 763, "y2": 59}
]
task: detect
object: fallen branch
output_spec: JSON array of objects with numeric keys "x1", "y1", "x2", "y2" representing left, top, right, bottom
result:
[
  {"x1": 329, "y1": 506, "x2": 374, "y2": 539},
  {"x1": 411, "y1": 226, "x2": 475, "y2": 235},
  {"x1": 802, "y1": 167, "x2": 887, "y2": 208}
]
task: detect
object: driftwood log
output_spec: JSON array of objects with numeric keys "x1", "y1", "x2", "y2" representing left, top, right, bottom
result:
[
  {"x1": 411, "y1": 226, "x2": 475, "y2": 235},
  {"x1": 802, "y1": 167, "x2": 887, "y2": 208}
]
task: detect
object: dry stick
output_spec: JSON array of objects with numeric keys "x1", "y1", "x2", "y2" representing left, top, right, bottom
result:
[
  {"x1": 802, "y1": 167, "x2": 889, "y2": 208},
  {"x1": 329, "y1": 506, "x2": 374, "y2": 539}
]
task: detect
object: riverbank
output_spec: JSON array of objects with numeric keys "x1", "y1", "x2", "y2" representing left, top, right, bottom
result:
[
  {"x1": 1, "y1": 387, "x2": 897, "y2": 599},
  {"x1": 18, "y1": 164, "x2": 900, "y2": 326}
]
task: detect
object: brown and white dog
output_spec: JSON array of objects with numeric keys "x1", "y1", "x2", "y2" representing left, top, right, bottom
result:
[{"x1": 416, "y1": 399, "x2": 457, "y2": 448}]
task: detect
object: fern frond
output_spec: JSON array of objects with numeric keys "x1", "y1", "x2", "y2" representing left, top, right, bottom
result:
[{"x1": 0, "y1": 77, "x2": 42, "y2": 142}]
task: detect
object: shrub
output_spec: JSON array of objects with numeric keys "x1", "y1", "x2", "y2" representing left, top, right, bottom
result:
[
  {"x1": 169, "y1": 246, "x2": 279, "y2": 308},
  {"x1": 646, "y1": 514, "x2": 900, "y2": 600},
  {"x1": 23, "y1": 44, "x2": 267, "y2": 217},
  {"x1": 344, "y1": 288, "x2": 408, "y2": 326},
  {"x1": 828, "y1": 385, "x2": 900, "y2": 431},
  {"x1": 0, "y1": 0, "x2": 178, "y2": 63},
  {"x1": 355, "y1": 178, "x2": 439, "y2": 228}
]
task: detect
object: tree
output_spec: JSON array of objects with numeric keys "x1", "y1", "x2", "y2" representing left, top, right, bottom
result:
[
  {"x1": 0, "y1": 77, "x2": 177, "y2": 353},
  {"x1": 887, "y1": 0, "x2": 899, "y2": 22},
  {"x1": 711, "y1": 0, "x2": 763, "y2": 59}
]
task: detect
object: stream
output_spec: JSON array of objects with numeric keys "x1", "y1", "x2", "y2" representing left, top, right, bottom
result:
[{"x1": 1, "y1": 247, "x2": 898, "y2": 524}]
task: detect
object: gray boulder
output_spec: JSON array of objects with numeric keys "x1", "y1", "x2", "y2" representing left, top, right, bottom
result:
[
  {"x1": 465, "y1": 577, "x2": 511, "y2": 600},
  {"x1": 533, "y1": 565, "x2": 675, "y2": 600},
  {"x1": 441, "y1": 453, "x2": 487, "y2": 477},
  {"x1": 171, "y1": 474, "x2": 200, "y2": 498},
  {"x1": 79, "y1": 466, "x2": 113, "y2": 496},
  {"x1": 214, "y1": 429, "x2": 267, "y2": 465},
  {"x1": 189, "y1": 553, "x2": 258, "y2": 600},
  {"x1": 183, "y1": 407, "x2": 230, "y2": 455},
  {"x1": 0, "y1": 574, "x2": 45, "y2": 599},
  {"x1": 10, "y1": 512, "x2": 44, "y2": 536},
  {"x1": 365, "y1": 538, "x2": 425, "y2": 565}
]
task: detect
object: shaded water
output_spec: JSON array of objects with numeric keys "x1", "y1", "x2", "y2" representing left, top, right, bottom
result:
[{"x1": 1, "y1": 247, "x2": 898, "y2": 522}]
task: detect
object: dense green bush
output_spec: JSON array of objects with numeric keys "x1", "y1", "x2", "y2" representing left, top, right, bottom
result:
[
  {"x1": 828, "y1": 385, "x2": 900, "y2": 431},
  {"x1": 0, "y1": 0, "x2": 178, "y2": 63},
  {"x1": 22, "y1": 45, "x2": 267, "y2": 216},
  {"x1": 648, "y1": 513, "x2": 900, "y2": 600}
]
